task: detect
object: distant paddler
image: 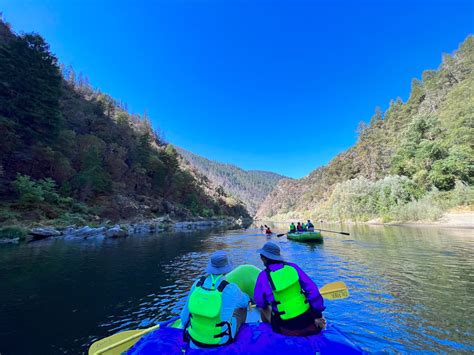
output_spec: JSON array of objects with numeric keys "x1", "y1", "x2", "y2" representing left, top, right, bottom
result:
[{"x1": 265, "y1": 225, "x2": 273, "y2": 236}]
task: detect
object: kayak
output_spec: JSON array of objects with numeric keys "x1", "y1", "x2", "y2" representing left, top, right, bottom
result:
[
  {"x1": 287, "y1": 231, "x2": 323, "y2": 243},
  {"x1": 125, "y1": 265, "x2": 362, "y2": 354}
]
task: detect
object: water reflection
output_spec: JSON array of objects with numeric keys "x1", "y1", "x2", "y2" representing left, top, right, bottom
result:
[{"x1": 0, "y1": 225, "x2": 473, "y2": 353}]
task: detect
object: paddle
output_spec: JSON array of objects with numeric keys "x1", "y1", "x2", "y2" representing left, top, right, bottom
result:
[{"x1": 88, "y1": 282, "x2": 349, "y2": 354}]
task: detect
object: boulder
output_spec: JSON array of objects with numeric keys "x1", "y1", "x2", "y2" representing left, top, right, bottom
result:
[
  {"x1": 29, "y1": 227, "x2": 61, "y2": 239},
  {"x1": 105, "y1": 225, "x2": 128, "y2": 238},
  {"x1": 0, "y1": 237, "x2": 19, "y2": 244},
  {"x1": 66, "y1": 226, "x2": 106, "y2": 238}
]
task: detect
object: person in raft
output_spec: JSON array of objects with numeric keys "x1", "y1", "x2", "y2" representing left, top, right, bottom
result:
[
  {"x1": 296, "y1": 222, "x2": 303, "y2": 232},
  {"x1": 265, "y1": 226, "x2": 272, "y2": 235},
  {"x1": 181, "y1": 251, "x2": 250, "y2": 349},
  {"x1": 254, "y1": 242, "x2": 326, "y2": 336},
  {"x1": 289, "y1": 222, "x2": 296, "y2": 233},
  {"x1": 307, "y1": 220, "x2": 315, "y2": 232}
]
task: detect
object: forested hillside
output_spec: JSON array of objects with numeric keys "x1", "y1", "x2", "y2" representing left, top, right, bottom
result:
[
  {"x1": 177, "y1": 147, "x2": 286, "y2": 215},
  {"x1": 0, "y1": 20, "x2": 249, "y2": 227},
  {"x1": 257, "y1": 36, "x2": 474, "y2": 222}
]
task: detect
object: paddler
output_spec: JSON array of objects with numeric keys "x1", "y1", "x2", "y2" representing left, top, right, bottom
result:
[
  {"x1": 296, "y1": 222, "x2": 303, "y2": 232},
  {"x1": 181, "y1": 251, "x2": 250, "y2": 348},
  {"x1": 307, "y1": 220, "x2": 315, "y2": 232},
  {"x1": 265, "y1": 226, "x2": 272, "y2": 235},
  {"x1": 254, "y1": 242, "x2": 327, "y2": 336},
  {"x1": 289, "y1": 222, "x2": 296, "y2": 233}
]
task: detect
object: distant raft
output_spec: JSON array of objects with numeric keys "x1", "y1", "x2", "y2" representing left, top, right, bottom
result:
[{"x1": 287, "y1": 231, "x2": 323, "y2": 243}]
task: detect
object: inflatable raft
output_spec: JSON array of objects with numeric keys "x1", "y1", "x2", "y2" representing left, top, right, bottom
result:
[
  {"x1": 287, "y1": 231, "x2": 323, "y2": 243},
  {"x1": 125, "y1": 265, "x2": 362, "y2": 354}
]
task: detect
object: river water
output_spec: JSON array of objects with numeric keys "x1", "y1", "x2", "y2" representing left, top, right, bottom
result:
[{"x1": 0, "y1": 224, "x2": 473, "y2": 354}]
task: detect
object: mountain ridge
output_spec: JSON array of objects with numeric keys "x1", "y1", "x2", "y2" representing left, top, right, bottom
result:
[{"x1": 176, "y1": 147, "x2": 287, "y2": 216}]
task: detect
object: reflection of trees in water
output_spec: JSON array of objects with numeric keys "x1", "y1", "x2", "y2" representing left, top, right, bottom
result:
[{"x1": 323, "y1": 224, "x2": 473, "y2": 351}]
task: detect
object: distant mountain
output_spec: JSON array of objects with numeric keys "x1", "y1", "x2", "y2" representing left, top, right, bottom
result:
[
  {"x1": 257, "y1": 35, "x2": 473, "y2": 222},
  {"x1": 177, "y1": 147, "x2": 287, "y2": 215}
]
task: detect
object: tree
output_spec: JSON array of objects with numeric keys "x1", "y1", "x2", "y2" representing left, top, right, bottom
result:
[{"x1": 0, "y1": 33, "x2": 62, "y2": 144}]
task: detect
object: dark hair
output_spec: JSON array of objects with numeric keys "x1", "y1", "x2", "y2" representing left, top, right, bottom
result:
[{"x1": 260, "y1": 254, "x2": 281, "y2": 266}]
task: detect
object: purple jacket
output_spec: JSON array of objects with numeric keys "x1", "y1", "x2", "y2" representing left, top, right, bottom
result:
[{"x1": 254, "y1": 262, "x2": 326, "y2": 316}]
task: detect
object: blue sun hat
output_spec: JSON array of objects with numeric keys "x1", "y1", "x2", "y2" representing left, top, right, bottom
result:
[
  {"x1": 205, "y1": 250, "x2": 234, "y2": 274},
  {"x1": 257, "y1": 241, "x2": 284, "y2": 261}
]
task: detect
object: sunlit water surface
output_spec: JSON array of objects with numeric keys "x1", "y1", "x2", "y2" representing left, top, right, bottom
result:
[{"x1": 0, "y1": 224, "x2": 473, "y2": 354}]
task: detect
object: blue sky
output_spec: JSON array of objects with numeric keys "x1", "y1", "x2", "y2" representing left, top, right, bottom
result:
[{"x1": 2, "y1": 0, "x2": 472, "y2": 178}]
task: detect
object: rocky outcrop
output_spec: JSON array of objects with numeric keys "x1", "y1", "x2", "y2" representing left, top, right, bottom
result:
[
  {"x1": 105, "y1": 225, "x2": 128, "y2": 238},
  {"x1": 30, "y1": 227, "x2": 61, "y2": 238}
]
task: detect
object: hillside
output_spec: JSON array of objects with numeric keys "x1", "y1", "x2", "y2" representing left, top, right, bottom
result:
[
  {"x1": 257, "y1": 36, "x2": 474, "y2": 222},
  {"x1": 177, "y1": 147, "x2": 287, "y2": 215},
  {"x1": 0, "y1": 20, "x2": 249, "y2": 227}
]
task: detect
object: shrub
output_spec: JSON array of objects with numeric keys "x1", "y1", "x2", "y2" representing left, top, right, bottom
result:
[
  {"x1": 0, "y1": 208, "x2": 20, "y2": 223},
  {"x1": 0, "y1": 226, "x2": 27, "y2": 240},
  {"x1": 13, "y1": 174, "x2": 44, "y2": 205},
  {"x1": 390, "y1": 191, "x2": 444, "y2": 221}
]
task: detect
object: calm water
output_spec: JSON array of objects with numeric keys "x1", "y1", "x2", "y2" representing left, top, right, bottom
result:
[{"x1": 0, "y1": 224, "x2": 473, "y2": 354}]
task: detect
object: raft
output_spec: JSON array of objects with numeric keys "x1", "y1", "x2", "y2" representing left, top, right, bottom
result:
[
  {"x1": 287, "y1": 231, "x2": 323, "y2": 243},
  {"x1": 126, "y1": 265, "x2": 362, "y2": 354}
]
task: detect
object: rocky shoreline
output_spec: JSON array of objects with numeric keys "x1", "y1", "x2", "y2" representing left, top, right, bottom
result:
[{"x1": 0, "y1": 216, "x2": 251, "y2": 244}]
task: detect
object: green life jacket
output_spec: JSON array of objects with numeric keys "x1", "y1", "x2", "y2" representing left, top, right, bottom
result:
[
  {"x1": 289, "y1": 224, "x2": 296, "y2": 232},
  {"x1": 186, "y1": 275, "x2": 231, "y2": 347},
  {"x1": 266, "y1": 264, "x2": 310, "y2": 320}
]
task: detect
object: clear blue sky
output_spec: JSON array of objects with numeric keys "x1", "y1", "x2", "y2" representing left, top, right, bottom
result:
[{"x1": 2, "y1": 0, "x2": 473, "y2": 178}]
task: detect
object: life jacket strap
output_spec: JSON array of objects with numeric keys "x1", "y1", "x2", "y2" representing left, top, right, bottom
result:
[{"x1": 196, "y1": 276, "x2": 206, "y2": 288}]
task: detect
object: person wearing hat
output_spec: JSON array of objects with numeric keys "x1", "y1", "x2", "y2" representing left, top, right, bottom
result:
[
  {"x1": 180, "y1": 251, "x2": 250, "y2": 349},
  {"x1": 254, "y1": 242, "x2": 326, "y2": 336}
]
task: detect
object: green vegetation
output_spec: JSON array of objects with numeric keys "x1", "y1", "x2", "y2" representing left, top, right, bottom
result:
[
  {"x1": 177, "y1": 147, "x2": 286, "y2": 215},
  {"x1": 257, "y1": 36, "x2": 474, "y2": 222},
  {"x1": 0, "y1": 20, "x2": 249, "y2": 226},
  {"x1": 0, "y1": 226, "x2": 27, "y2": 240}
]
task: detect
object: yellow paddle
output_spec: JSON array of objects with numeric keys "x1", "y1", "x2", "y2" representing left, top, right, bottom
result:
[
  {"x1": 88, "y1": 281, "x2": 349, "y2": 355},
  {"x1": 319, "y1": 281, "x2": 350, "y2": 300}
]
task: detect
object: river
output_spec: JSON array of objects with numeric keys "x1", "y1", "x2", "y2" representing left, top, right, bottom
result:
[{"x1": 0, "y1": 224, "x2": 473, "y2": 354}]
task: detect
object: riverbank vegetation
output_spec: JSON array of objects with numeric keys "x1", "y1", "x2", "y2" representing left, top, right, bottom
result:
[
  {"x1": 0, "y1": 19, "x2": 249, "y2": 228},
  {"x1": 257, "y1": 36, "x2": 474, "y2": 223}
]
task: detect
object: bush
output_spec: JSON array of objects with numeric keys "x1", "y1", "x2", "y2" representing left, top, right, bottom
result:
[
  {"x1": 201, "y1": 208, "x2": 214, "y2": 218},
  {"x1": 390, "y1": 191, "x2": 444, "y2": 221},
  {"x1": 51, "y1": 212, "x2": 87, "y2": 227},
  {"x1": 326, "y1": 176, "x2": 423, "y2": 221},
  {"x1": 13, "y1": 174, "x2": 63, "y2": 207},
  {"x1": 13, "y1": 174, "x2": 44, "y2": 205},
  {"x1": 0, "y1": 208, "x2": 20, "y2": 223},
  {"x1": 451, "y1": 180, "x2": 474, "y2": 206},
  {"x1": 0, "y1": 226, "x2": 27, "y2": 240}
]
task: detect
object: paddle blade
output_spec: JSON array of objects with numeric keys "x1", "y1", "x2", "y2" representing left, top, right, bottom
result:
[
  {"x1": 276, "y1": 234, "x2": 286, "y2": 237},
  {"x1": 88, "y1": 324, "x2": 159, "y2": 355},
  {"x1": 320, "y1": 281, "x2": 349, "y2": 300}
]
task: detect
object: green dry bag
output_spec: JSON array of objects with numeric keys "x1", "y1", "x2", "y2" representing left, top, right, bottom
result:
[
  {"x1": 267, "y1": 265, "x2": 310, "y2": 320},
  {"x1": 187, "y1": 275, "x2": 230, "y2": 346}
]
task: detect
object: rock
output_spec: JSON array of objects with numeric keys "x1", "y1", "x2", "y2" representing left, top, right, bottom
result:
[
  {"x1": 0, "y1": 237, "x2": 19, "y2": 244},
  {"x1": 30, "y1": 227, "x2": 61, "y2": 238},
  {"x1": 66, "y1": 226, "x2": 106, "y2": 238},
  {"x1": 105, "y1": 225, "x2": 128, "y2": 238}
]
